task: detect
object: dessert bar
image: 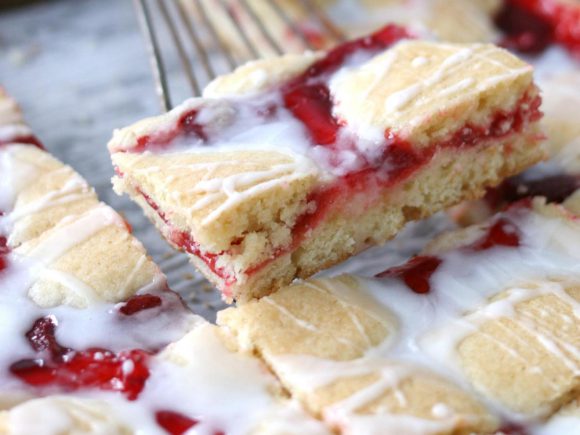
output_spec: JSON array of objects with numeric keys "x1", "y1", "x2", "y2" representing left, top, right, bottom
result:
[
  {"x1": 110, "y1": 27, "x2": 545, "y2": 301},
  {"x1": 0, "y1": 91, "x2": 324, "y2": 434},
  {"x1": 219, "y1": 196, "x2": 580, "y2": 434}
]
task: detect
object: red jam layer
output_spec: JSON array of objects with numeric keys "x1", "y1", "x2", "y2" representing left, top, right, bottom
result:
[
  {"x1": 0, "y1": 135, "x2": 44, "y2": 150},
  {"x1": 0, "y1": 234, "x2": 9, "y2": 273},
  {"x1": 121, "y1": 25, "x2": 541, "y2": 287},
  {"x1": 155, "y1": 410, "x2": 225, "y2": 435},
  {"x1": 470, "y1": 217, "x2": 521, "y2": 251},
  {"x1": 10, "y1": 315, "x2": 152, "y2": 400},
  {"x1": 496, "y1": 0, "x2": 580, "y2": 57},
  {"x1": 133, "y1": 184, "x2": 235, "y2": 288},
  {"x1": 377, "y1": 212, "x2": 523, "y2": 293},
  {"x1": 486, "y1": 173, "x2": 580, "y2": 208},
  {"x1": 119, "y1": 294, "x2": 163, "y2": 315},
  {"x1": 376, "y1": 255, "x2": 442, "y2": 294},
  {"x1": 132, "y1": 90, "x2": 540, "y2": 287},
  {"x1": 156, "y1": 410, "x2": 199, "y2": 435}
]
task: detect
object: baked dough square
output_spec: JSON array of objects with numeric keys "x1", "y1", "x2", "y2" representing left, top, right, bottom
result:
[
  {"x1": 0, "y1": 91, "x2": 326, "y2": 434},
  {"x1": 109, "y1": 28, "x2": 545, "y2": 302},
  {"x1": 219, "y1": 197, "x2": 580, "y2": 434}
]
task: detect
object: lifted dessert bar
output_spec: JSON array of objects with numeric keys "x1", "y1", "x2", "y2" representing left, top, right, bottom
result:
[{"x1": 109, "y1": 26, "x2": 545, "y2": 302}]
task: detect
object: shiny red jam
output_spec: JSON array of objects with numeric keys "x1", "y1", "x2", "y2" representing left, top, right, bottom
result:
[
  {"x1": 377, "y1": 213, "x2": 523, "y2": 293},
  {"x1": 10, "y1": 316, "x2": 151, "y2": 400},
  {"x1": 0, "y1": 135, "x2": 44, "y2": 149},
  {"x1": 486, "y1": 174, "x2": 580, "y2": 208},
  {"x1": 155, "y1": 411, "x2": 199, "y2": 435},
  {"x1": 155, "y1": 410, "x2": 225, "y2": 435},
  {"x1": 496, "y1": 0, "x2": 580, "y2": 57},
  {"x1": 0, "y1": 234, "x2": 9, "y2": 273},
  {"x1": 376, "y1": 255, "x2": 442, "y2": 294},
  {"x1": 119, "y1": 294, "x2": 163, "y2": 315},
  {"x1": 470, "y1": 217, "x2": 521, "y2": 251},
  {"x1": 134, "y1": 185, "x2": 234, "y2": 287}
]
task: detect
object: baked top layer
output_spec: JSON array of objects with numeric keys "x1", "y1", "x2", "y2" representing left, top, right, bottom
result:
[
  {"x1": 218, "y1": 197, "x2": 580, "y2": 434},
  {"x1": 109, "y1": 27, "x2": 543, "y2": 301},
  {"x1": 0, "y1": 91, "x2": 325, "y2": 434}
]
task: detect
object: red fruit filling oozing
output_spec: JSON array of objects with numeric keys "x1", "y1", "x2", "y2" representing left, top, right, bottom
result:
[
  {"x1": 155, "y1": 410, "x2": 225, "y2": 435},
  {"x1": 469, "y1": 217, "x2": 521, "y2": 251},
  {"x1": 119, "y1": 294, "x2": 163, "y2": 315},
  {"x1": 377, "y1": 214, "x2": 523, "y2": 293},
  {"x1": 132, "y1": 184, "x2": 235, "y2": 289},
  {"x1": 0, "y1": 136, "x2": 44, "y2": 149},
  {"x1": 119, "y1": 24, "x2": 542, "y2": 288},
  {"x1": 10, "y1": 316, "x2": 151, "y2": 400},
  {"x1": 156, "y1": 411, "x2": 199, "y2": 435},
  {"x1": 376, "y1": 255, "x2": 442, "y2": 294},
  {"x1": 486, "y1": 173, "x2": 580, "y2": 209},
  {"x1": 496, "y1": 0, "x2": 580, "y2": 57},
  {"x1": 0, "y1": 234, "x2": 9, "y2": 273}
]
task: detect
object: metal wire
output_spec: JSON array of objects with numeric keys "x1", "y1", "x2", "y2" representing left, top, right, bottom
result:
[
  {"x1": 133, "y1": 0, "x2": 343, "y2": 112},
  {"x1": 157, "y1": 0, "x2": 201, "y2": 97},
  {"x1": 267, "y1": 0, "x2": 316, "y2": 50},
  {"x1": 133, "y1": 0, "x2": 172, "y2": 111},
  {"x1": 239, "y1": 0, "x2": 284, "y2": 55}
]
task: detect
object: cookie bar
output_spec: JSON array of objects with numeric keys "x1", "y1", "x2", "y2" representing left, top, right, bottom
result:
[
  {"x1": 0, "y1": 91, "x2": 325, "y2": 434},
  {"x1": 219, "y1": 197, "x2": 580, "y2": 434},
  {"x1": 110, "y1": 27, "x2": 545, "y2": 301},
  {"x1": 0, "y1": 323, "x2": 330, "y2": 435}
]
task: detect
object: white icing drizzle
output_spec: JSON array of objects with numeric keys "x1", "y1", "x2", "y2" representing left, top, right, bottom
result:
[
  {"x1": 0, "y1": 98, "x2": 324, "y2": 434},
  {"x1": 263, "y1": 204, "x2": 580, "y2": 432},
  {"x1": 8, "y1": 169, "x2": 90, "y2": 222},
  {"x1": 22, "y1": 204, "x2": 124, "y2": 264},
  {"x1": 113, "y1": 39, "x2": 539, "y2": 233},
  {"x1": 0, "y1": 145, "x2": 48, "y2": 213},
  {"x1": 384, "y1": 83, "x2": 423, "y2": 112},
  {"x1": 119, "y1": 254, "x2": 147, "y2": 295},
  {"x1": 384, "y1": 46, "x2": 475, "y2": 113},
  {"x1": 411, "y1": 56, "x2": 429, "y2": 68},
  {"x1": 188, "y1": 154, "x2": 318, "y2": 225},
  {"x1": 38, "y1": 268, "x2": 102, "y2": 305},
  {"x1": 263, "y1": 296, "x2": 319, "y2": 333}
]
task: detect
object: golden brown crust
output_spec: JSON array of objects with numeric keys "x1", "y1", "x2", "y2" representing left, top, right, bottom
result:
[
  {"x1": 2, "y1": 145, "x2": 161, "y2": 308},
  {"x1": 109, "y1": 40, "x2": 543, "y2": 302},
  {"x1": 218, "y1": 199, "x2": 580, "y2": 432},
  {"x1": 219, "y1": 277, "x2": 498, "y2": 434}
]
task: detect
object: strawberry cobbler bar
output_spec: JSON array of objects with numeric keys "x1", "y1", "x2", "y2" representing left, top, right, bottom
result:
[{"x1": 109, "y1": 26, "x2": 544, "y2": 302}]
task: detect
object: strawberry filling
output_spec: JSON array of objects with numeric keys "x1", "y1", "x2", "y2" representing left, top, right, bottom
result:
[
  {"x1": 0, "y1": 234, "x2": 9, "y2": 273},
  {"x1": 117, "y1": 25, "x2": 542, "y2": 290},
  {"x1": 485, "y1": 173, "x2": 580, "y2": 209},
  {"x1": 0, "y1": 135, "x2": 44, "y2": 149},
  {"x1": 496, "y1": 0, "x2": 580, "y2": 57},
  {"x1": 155, "y1": 410, "x2": 225, "y2": 435},
  {"x1": 130, "y1": 92, "x2": 540, "y2": 287},
  {"x1": 118, "y1": 294, "x2": 163, "y2": 315},
  {"x1": 133, "y1": 184, "x2": 235, "y2": 291},
  {"x1": 10, "y1": 316, "x2": 151, "y2": 400},
  {"x1": 377, "y1": 209, "x2": 524, "y2": 293}
]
